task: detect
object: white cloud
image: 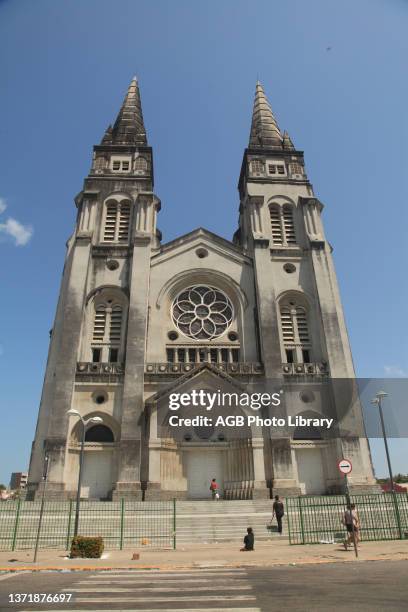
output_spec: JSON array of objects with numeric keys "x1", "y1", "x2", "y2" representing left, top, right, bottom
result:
[
  {"x1": 0, "y1": 197, "x2": 33, "y2": 246},
  {"x1": 384, "y1": 365, "x2": 407, "y2": 378}
]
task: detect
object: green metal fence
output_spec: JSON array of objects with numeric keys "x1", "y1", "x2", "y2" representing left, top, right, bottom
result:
[
  {"x1": 286, "y1": 493, "x2": 408, "y2": 545},
  {"x1": 0, "y1": 500, "x2": 175, "y2": 551}
]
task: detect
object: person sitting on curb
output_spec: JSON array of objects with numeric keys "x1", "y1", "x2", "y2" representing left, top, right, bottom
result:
[{"x1": 240, "y1": 527, "x2": 254, "y2": 551}]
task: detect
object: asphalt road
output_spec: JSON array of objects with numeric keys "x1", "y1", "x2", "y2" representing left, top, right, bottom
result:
[{"x1": 0, "y1": 561, "x2": 407, "y2": 611}]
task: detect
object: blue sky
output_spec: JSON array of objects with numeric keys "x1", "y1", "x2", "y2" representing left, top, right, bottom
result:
[{"x1": 0, "y1": 0, "x2": 407, "y2": 485}]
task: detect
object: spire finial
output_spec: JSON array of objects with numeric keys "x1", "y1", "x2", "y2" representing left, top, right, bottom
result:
[
  {"x1": 249, "y1": 81, "x2": 282, "y2": 149},
  {"x1": 109, "y1": 76, "x2": 147, "y2": 145}
]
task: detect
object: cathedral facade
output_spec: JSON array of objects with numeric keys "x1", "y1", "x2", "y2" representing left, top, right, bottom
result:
[{"x1": 27, "y1": 78, "x2": 377, "y2": 500}]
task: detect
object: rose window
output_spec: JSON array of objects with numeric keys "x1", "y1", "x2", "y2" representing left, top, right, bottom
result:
[{"x1": 172, "y1": 285, "x2": 233, "y2": 340}]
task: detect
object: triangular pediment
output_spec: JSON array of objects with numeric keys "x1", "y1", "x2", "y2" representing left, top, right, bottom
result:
[
  {"x1": 145, "y1": 363, "x2": 246, "y2": 405},
  {"x1": 151, "y1": 227, "x2": 252, "y2": 267}
]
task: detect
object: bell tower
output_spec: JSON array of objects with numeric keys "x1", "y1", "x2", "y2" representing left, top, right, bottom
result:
[
  {"x1": 27, "y1": 77, "x2": 161, "y2": 499},
  {"x1": 236, "y1": 82, "x2": 377, "y2": 494}
]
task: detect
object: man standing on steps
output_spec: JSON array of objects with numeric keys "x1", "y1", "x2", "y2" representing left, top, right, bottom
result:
[
  {"x1": 272, "y1": 495, "x2": 285, "y2": 534},
  {"x1": 210, "y1": 478, "x2": 219, "y2": 500}
]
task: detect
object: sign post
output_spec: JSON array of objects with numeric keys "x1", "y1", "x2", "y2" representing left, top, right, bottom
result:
[{"x1": 338, "y1": 459, "x2": 358, "y2": 559}]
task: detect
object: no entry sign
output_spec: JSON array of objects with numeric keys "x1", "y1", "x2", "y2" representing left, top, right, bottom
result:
[{"x1": 338, "y1": 458, "x2": 352, "y2": 475}]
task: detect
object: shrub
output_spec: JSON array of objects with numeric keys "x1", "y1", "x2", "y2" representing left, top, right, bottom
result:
[{"x1": 70, "y1": 536, "x2": 104, "y2": 558}]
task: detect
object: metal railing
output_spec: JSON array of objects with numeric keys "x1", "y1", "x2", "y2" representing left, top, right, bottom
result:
[
  {"x1": 0, "y1": 500, "x2": 175, "y2": 551},
  {"x1": 286, "y1": 493, "x2": 408, "y2": 545}
]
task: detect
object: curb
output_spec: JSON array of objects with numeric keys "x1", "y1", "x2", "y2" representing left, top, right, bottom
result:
[{"x1": 1, "y1": 555, "x2": 408, "y2": 572}]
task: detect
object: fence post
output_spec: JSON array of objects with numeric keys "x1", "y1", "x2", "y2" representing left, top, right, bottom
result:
[
  {"x1": 173, "y1": 498, "x2": 176, "y2": 550},
  {"x1": 298, "y1": 497, "x2": 305, "y2": 545},
  {"x1": 120, "y1": 498, "x2": 125, "y2": 550},
  {"x1": 286, "y1": 498, "x2": 292, "y2": 543},
  {"x1": 66, "y1": 500, "x2": 73, "y2": 550},
  {"x1": 392, "y1": 491, "x2": 403, "y2": 539},
  {"x1": 11, "y1": 498, "x2": 21, "y2": 551}
]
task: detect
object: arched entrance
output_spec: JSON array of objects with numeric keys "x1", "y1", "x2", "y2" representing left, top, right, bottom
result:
[{"x1": 81, "y1": 424, "x2": 115, "y2": 500}]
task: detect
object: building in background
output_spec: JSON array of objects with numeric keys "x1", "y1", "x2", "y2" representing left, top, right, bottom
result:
[
  {"x1": 10, "y1": 472, "x2": 28, "y2": 491},
  {"x1": 27, "y1": 78, "x2": 377, "y2": 500}
]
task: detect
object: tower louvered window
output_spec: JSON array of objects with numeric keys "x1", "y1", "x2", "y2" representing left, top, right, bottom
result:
[
  {"x1": 283, "y1": 205, "x2": 296, "y2": 244},
  {"x1": 269, "y1": 204, "x2": 297, "y2": 245},
  {"x1": 269, "y1": 206, "x2": 283, "y2": 244},
  {"x1": 90, "y1": 298, "x2": 125, "y2": 363},
  {"x1": 103, "y1": 201, "x2": 131, "y2": 243},
  {"x1": 93, "y1": 307, "x2": 107, "y2": 341},
  {"x1": 280, "y1": 301, "x2": 311, "y2": 364},
  {"x1": 280, "y1": 307, "x2": 295, "y2": 343},
  {"x1": 109, "y1": 306, "x2": 123, "y2": 342}
]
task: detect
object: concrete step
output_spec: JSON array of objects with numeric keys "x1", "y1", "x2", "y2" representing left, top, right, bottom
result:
[{"x1": 172, "y1": 499, "x2": 285, "y2": 544}]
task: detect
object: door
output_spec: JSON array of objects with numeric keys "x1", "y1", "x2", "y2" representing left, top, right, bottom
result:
[
  {"x1": 186, "y1": 450, "x2": 224, "y2": 499},
  {"x1": 81, "y1": 451, "x2": 112, "y2": 499},
  {"x1": 295, "y1": 448, "x2": 326, "y2": 495}
]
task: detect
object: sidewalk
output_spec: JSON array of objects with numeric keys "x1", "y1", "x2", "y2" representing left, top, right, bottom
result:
[{"x1": 1, "y1": 539, "x2": 408, "y2": 572}]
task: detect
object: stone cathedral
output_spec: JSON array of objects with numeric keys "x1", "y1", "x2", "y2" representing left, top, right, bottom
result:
[{"x1": 27, "y1": 78, "x2": 377, "y2": 500}]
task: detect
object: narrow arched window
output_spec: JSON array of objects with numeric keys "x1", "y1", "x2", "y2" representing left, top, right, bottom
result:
[
  {"x1": 102, "y1": 200, "x2": 131, "y2": 243},
  {"x1": 269, "y1": 204, "x2": 297, "y2": 245},
  {"x1": 93, "y1": 306, "x2": 107, "y2": 342},
  {"x1": 282, "y1": 205, "x2": 296, "y2": 244},
  {"x1": 269, "y1": 205, "x2": 283, "y2": 244},
  {"x1": 90, "y1": 296, "x2": 126, "y2": 363},
  {"x1": 279, "y1": 300, "x2": 311, "y2": 364}
]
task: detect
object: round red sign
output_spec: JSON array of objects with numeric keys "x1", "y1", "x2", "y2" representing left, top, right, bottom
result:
[{"x1": 338, "y1": 459, "x2": 352, "y2": 475}]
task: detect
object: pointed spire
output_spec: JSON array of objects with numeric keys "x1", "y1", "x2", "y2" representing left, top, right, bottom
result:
[
  {"x1": 249, "y1": 81, "x2": 283, "y2": 149},
  {"x1": 282, "y1": 130, "x2": 295, "y2": 150},
  {"x1": 110, "y1": 77, "x2": 147, "y2": 145},
  {"x1": 101, "y1": 124, "x2": 113, "y2": 144}
]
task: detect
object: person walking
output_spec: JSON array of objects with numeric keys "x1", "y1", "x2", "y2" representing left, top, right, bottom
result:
[
  {"x1": 343, "y1": 503, "x2": 360, "y2": 550},
  {"x1": 209, "y1": 478, "x2": 219, "y2": 500},
  {"x1": 272, "y1": 495, "x2": 285, "y2": 534},
  {"x1": 240, "y1": 527, "x2": 254, "y2": 551}
]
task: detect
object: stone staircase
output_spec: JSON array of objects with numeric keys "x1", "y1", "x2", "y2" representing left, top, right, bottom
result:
[{"x1": 174, "y1": 499, "x2": 288, "y2": 544}]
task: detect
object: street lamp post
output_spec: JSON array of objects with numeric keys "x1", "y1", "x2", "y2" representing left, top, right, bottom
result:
[
  {"x1": 67, "y1": 410, "x2": 103, "y2": 537},
  {"x1": 371, "y1": 391, "x2": 395, "y2": 492},
  {"x1": 371, "y1": 390, "x2": 402, "y2": 539}
]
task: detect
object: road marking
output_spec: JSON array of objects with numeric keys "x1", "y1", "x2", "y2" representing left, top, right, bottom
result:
[
  {"x1": 21, "y1": 608, "x2": 261, "y2": 612},
  {"x1": 85, "y1": 570, "x2": 246, "y2": 578},
  {"x1": 0, "y1": 571, "x2": 24, "y2": 582},
  {"x1": 64, "y1": 585, "x2": 252, "y2": 593},
  {"x1": 75, "y1": 595, "x2": 256, "y2": 602},
  {"x1": 77, "y1": 578, "x2": 247, "y2": 584}
]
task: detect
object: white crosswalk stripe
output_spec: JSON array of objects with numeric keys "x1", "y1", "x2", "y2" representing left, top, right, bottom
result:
[{"x1": 22, "y1": 568, "x2": 261, "y2": 611}]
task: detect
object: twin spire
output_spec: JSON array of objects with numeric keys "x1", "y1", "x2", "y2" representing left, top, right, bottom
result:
[
  {"x1": 102, "y1": 76, "x2": 147, "y2": 145},
  {"x1": 249, "y1": 81, "x2": 294, "y2": 150},
  {"x1": 101, "y1": 77, "x2": 294, "y2": 151}
]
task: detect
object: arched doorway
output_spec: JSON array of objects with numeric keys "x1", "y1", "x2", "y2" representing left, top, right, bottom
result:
[
  {"x1": 293, "y1": 413, "x2": 326, "y2": 495},
  {"x1": 81, "y1": 424, "x2": 114, "y2": 500}
]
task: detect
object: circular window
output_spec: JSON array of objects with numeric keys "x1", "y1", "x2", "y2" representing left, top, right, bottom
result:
[
  {"x1": 168, "y1": 331, "x2": 179, "y2": 341},
  {"x1": 228, "y1": 331, "x2": 238, "y2": 341},
  {"x1": 196, "y1": 248, "x2": 208, "y2": 259},
  {"x1": 92, "y1": 390, "x2": 108, "y2": 404},
  {"x1": 172, "y1": 285, "x2": 233, "y2": 340},
  {"x1": 106, "y1": 259, "x2": 119, "y2": 271},
  {"x1": 283, "y1": 263, "x2": 296, "y2": 274},
  {"x1": 300, "y1": 390, "x2": 315, "y2": 403}
]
